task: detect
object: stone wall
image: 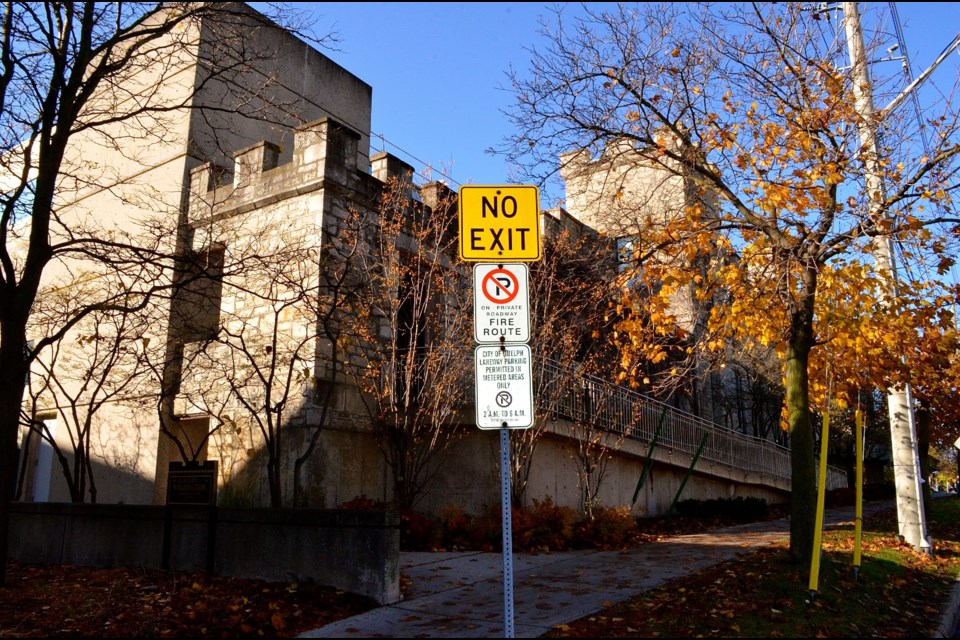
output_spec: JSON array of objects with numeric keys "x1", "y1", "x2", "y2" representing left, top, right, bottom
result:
[{"x1": 9, "y1": 503, "x2": 400, "y2": 605}]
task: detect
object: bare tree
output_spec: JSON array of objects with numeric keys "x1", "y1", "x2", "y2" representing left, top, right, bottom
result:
[
  {"x1": 510, "y1": 215, "x2": 615, "y2": 507},
  {"x1": 21, "y1": 290, "x2": 159, "y2": 503},
  {"x1": 565, "y1": 372, "x2": 631, "y2": 520},
  {"x1": 172, "y1": 203, "x2": 366, "y2": 508},
  {"x1": 174, "y1": 225, "x2": 318, "y2": 507},
  {"x1": 346, "y1": 176, "x2": 472, "y2": 512},
  {"x1": 0, "y1": 1, "x2": 333, "y2": 584}
]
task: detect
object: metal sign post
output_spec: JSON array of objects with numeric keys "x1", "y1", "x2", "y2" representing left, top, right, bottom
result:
[
  {"x1": 500, "y1": 428, "x2": 515, "y2": 638},
  {"x1": 459, "y1": 184, "x2": 540, "y2": 639}
]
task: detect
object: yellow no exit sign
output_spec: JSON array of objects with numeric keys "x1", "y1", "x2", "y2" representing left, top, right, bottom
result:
[{"x1": 458, "y1": 185, "x2": 541, "y2": 262}]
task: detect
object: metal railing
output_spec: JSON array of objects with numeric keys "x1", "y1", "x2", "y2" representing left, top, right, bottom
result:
[
  {"x1": 534, "y1": 357, "x2": 846, "y2": 489},
  {"x1": 388, "y1": 345, "x2": 846, "y2": 489}
]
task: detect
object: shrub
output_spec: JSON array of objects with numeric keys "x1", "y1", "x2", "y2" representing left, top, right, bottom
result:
[
  {"x1": 469, "y1": 505, "x2": 503, "y2": 552},
  {"x1": 572, "y1": 506, "x2": 638, "y2": 549},
  {"x1": 436, "y1": 505, "x2": 475, "y2": 550},
  {"x1": 395, "y1": 496, "x2": 793, "y2": 552},
  {"x1": 413, "y1": 498, "x2": 579, "y2": 553},
  {"x1": 217, "y1": 481, "x2": 257, "y2": 508},
  {"x1": 512, "y1": 497, "x2": 577, "y2": 552},
  {"x1": 400, "y1": 509, "x2": 437, "y2": 551},
  {"x1": 336, "y1": 494, "x2": 390, "y2": 510}
]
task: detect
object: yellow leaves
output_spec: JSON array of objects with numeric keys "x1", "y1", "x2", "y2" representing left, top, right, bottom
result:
[
  {"x1": 937, "y1": 256, "x2": 956, "y2": 276},
  {"x1": 647, "y1": 309, "x2": 670, "y2": 326},
  {"x1": 805, "y1": 260, "x2": 960, "y2": 408}
]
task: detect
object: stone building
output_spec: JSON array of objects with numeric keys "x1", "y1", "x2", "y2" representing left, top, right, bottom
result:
[
  {"x1": 558, "y1": 136, "x2": 786, "y2": 441},
  {"x1": 17, "y1": 2, "x2": 811, "y2": 517},
  {"x1": 18, "y1": 2, "x2": 376, "y2": 506}
]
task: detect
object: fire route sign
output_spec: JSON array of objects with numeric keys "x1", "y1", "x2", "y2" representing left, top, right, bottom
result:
[{"x1": 473, "y1": 263, "x2": 530, "y2": 344}]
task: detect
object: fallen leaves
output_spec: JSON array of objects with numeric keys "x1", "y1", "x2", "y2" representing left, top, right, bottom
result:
[
  {"x1": 0, "y1": 562, "x2": 376, "y2": 638},
  {"x1": 544, "y1": 502, "x2": 960, "y2": 639}
]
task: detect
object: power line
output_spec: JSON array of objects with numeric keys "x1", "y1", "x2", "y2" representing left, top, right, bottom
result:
[
  {"x1": 370, "y1": 132, "x2": 463, "y2": 188},
  {"x1": 885, "y1": 3, "x2": 960, "y2": 300},
  {"x1": 888, "y1": 2, "x2": 931, "y2": 154},
  {"x1": 262, "y1": 74, "x2": 470, "y2": 190}
]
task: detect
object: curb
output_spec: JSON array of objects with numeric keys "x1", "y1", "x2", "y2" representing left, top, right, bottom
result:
[{"x1": 937, "y1": 576, "x2": 960, "y2": 638}]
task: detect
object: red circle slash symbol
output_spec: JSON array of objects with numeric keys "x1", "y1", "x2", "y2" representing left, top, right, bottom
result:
[{"x1": 481, "y1": 268, "x2": 520, "y2": 305}]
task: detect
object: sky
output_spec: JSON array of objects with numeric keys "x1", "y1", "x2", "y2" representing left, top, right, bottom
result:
[{"x1": 252, "y1": 2, "x2": 960, "y2": 201}]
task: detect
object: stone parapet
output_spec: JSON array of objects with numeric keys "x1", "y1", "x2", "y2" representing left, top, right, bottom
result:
[{"x1": 188, "y1": 117, "x2": 371, "y2": 222}]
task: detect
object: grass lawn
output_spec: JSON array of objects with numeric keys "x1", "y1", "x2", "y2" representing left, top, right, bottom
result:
[{"x1": 546, "y1": 495, "x2": 960, "y2": 638}]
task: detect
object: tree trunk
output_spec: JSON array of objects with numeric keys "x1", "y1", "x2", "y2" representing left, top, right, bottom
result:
[
  {"x1": 510, "y1": 427, "x2": 538, "y2": 508},
  {"x1": 0, "y1": 315, "x2": 30, "y2": 587},
  {"x1": 393, "y1": 469, "x2": 412, "y2": 513},
  {"x1": 784, "y1": 276, "x2": 818, "y2": 565},
  {"x1": 269, "y1": 437, "x2": 282, "y2": 508},
  {"x1": 785, "y1": 341, "x2": 816, "y2": 564}
]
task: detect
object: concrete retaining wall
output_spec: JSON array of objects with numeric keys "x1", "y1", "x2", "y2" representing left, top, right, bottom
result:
[
  {"x1": 415, "y1": 424, "x2": 792, "y2": 517},
  {"x1": 9, "y1": 503, "x2": 400, "y2": 604}
]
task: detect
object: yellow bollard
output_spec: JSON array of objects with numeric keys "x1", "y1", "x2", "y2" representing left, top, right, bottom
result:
[
  {"x1": 854, "y1": 409, "x2": 864, "y2": 579},
  {"x1": 808, "y1": 411, "x2": 830, "y2": 598}
]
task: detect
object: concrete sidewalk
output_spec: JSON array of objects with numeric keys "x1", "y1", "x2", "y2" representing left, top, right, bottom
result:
[{"x1": 300, "y1": 501, "x2": 954, "y2": 638}]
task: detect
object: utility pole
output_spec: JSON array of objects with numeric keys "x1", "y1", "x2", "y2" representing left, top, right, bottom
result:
[{"x1": 842, "y1": 1, "x2": 931, "y2": 552}]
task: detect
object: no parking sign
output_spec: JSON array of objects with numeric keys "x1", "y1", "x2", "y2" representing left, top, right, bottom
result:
[{"x1": 473, "y1": 263, "x2": 530, "y2": 343}]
